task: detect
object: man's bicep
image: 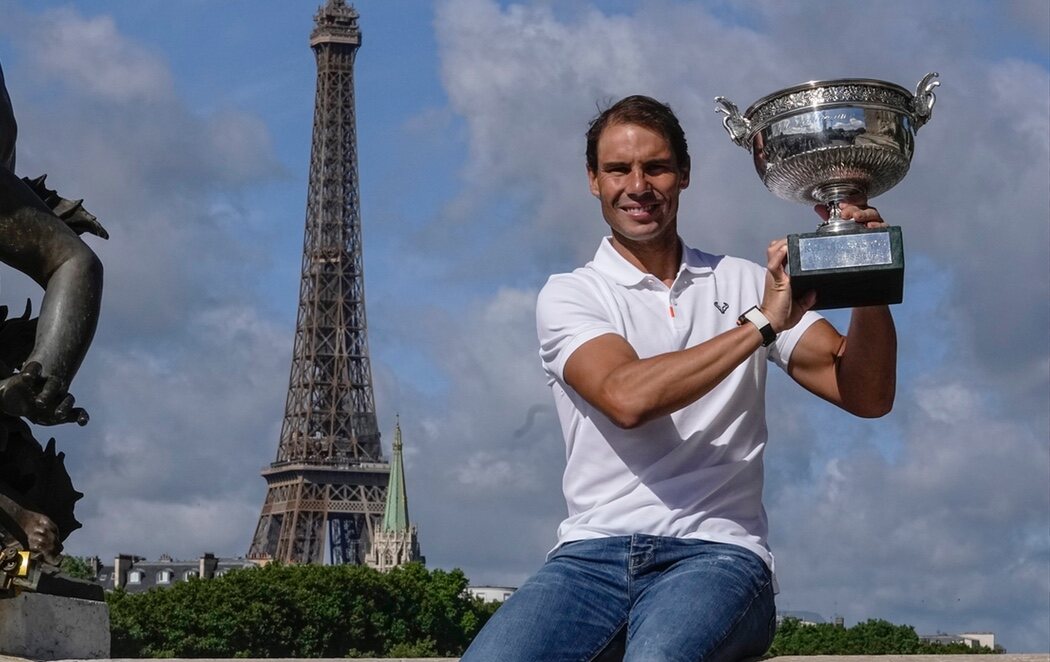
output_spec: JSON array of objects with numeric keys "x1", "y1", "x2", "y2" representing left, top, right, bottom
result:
[
  {"x1": 786, "y1": 318, "x2": 846, "y2": 404},
  {"x1": 563, "y1": 333, "x2": 639, "y2": 409},
  {"x1": 536, "y1": 275, "x2": 620, "y2": 377}
]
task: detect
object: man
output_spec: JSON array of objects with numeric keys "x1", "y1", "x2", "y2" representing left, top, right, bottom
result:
[{"x1": 462, "y1": 95, "x2": 895, "y2": 661}]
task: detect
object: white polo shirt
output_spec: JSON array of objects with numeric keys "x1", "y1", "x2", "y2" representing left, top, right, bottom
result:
[{"x1": 536, "y1": 237, "x2": 820, "y2": 571}]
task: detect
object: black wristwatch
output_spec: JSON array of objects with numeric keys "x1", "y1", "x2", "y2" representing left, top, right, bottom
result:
[{"x1": 738, "y1": 306, "x2": 777, "y2": 347}]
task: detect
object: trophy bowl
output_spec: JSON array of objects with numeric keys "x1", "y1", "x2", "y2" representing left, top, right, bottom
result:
[{"x1": 715, "y1": 73, "x2": 940, "y2": 309}]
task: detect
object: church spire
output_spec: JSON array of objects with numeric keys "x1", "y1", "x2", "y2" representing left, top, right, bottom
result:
[
  {"x1": 381, "y1": 416, "x2": 410, "y2": 533},
  {"x1": 365, "y1": 416, "x2": 423, "y2": 572}
]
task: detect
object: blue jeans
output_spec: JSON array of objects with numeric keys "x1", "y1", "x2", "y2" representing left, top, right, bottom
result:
[{"x1": 461, "y1": 536, "x2": 775, "y2": 662}]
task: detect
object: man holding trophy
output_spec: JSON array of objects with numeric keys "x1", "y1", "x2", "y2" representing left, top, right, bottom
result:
[{"x1": 465, "y1": 77, "x2": 938, "y2": 660}]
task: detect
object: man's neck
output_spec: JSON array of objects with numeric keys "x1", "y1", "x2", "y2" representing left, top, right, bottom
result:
[{"x1": 610, "y1": 232, "x2": 682, "y2": 285}]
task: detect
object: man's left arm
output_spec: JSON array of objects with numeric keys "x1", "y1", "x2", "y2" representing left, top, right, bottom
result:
[
  {"x1": 785, "y1": 203, "x2": 897, "y2": 418},
  {"x1": 787, "y1": 307, "x2": 896, "y2": 418}
]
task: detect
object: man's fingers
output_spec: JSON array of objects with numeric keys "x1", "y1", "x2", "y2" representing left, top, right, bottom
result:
[
  {"x1": 766, "y1": 240, "x2": 789, "y2": 280},
  {"x1": 839, "y1": 203, "x2": 883, "y2": 223}
]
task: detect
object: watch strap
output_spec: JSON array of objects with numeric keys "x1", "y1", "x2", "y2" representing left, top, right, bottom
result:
[{"x1": 738, "y1": 306, "x2": 777, "y2": 347}]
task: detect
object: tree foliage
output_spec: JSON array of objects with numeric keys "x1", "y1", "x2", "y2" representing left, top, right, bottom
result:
[
  {"x1": 768, "y1": 617, "x2": 996, "y2": 655},
  {"x1": 107, "y1": 562, "x2": 495, "y2": 658},
  {"x1": 59, "y1": 555, "x2": 99, "y2": 581}
]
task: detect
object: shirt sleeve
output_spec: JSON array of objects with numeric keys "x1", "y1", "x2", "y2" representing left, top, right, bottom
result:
[
  {"x1": 536, "y1": 273, "x2": 620, "y2": 381},
  {"x1": 767, "y1": 310, "x2": 822, "y2": 371}
]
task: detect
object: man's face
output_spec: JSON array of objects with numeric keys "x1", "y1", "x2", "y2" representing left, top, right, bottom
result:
[{"x1": 587, "y1": 122, "x2": 689, "y2": 246}]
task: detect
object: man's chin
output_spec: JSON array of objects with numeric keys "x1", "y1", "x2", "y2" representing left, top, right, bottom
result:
[{"x1": 613, "y1": 227, "x2": 674, "y2": 246}]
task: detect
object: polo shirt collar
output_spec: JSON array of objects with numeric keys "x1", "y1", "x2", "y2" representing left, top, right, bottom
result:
[{"x1": 590, "y1": 236, "x2": 714, "y2": 286}]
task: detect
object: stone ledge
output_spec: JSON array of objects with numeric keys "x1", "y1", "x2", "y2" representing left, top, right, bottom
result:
[
  {"x1": 773, "y1": 657, "x2": 1048, "y2": 662},
  {"x1": 32, "y1": 656, "x2": 1047, "y2": 662},
  {"x1": 0, "y1": 594, "x2": 109, "y2": 660}
]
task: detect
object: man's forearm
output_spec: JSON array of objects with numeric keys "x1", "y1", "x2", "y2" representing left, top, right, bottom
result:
[
  {"x1": 583, "y1": 323, "x2": 765, "y2": 429},
  {"x1": 835, "y1": 305, "x2": 897, "y2": 417}
]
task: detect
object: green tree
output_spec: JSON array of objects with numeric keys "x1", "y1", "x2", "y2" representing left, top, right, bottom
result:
[
  {"x1": 59, "y1": 555, "x2": 98, "y2": 581},
  {"x1": 107, "y1": 562, "x2": 495, "y2": 658},
  {"x1": 768, "y1": 617, "x2": 997, "y2": 656}
]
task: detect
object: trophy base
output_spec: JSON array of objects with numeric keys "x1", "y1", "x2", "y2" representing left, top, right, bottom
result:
[{"x1": 787, "y1": 225, "x2": 904, "y2": 310}]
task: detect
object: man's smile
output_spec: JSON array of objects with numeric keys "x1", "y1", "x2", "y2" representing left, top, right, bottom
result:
[{"x1": 620, "y1": 202, "x2": 661, "y2": 217}]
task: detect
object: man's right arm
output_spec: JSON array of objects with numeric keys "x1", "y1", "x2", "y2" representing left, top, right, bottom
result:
[
  {"x1": 563, "y1": 325, "x2": 765, "y2": 429},
  {"x1": 551, "y1": 242, "x2": 815, "y2": 430}
]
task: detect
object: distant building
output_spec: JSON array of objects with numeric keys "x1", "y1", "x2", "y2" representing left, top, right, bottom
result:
[
  {"x1": 919, "y1": 631, "x2": 997, "y2": 649},
  {"x1": 97, "y1": 553, "x2": 257, "y2": 593},
  {"x1": 960, "y1": 632, "x2": 996, "y2": 649},
  {"x1": 921, "y1": 633, "x2": 969, "y2": 646},
  {"x1": 467, "y1": 586, "x2": 517, "y2": 603},
  {"x1": 364, "y1": 419, "x2": 423, "y2": 572},
  {"x1": 776, "y1": 610, "x2": 826, "y2": 626}
]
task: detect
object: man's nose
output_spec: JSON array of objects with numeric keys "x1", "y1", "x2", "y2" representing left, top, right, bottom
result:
[{"x1": 626, "y1": 168, "x2": 649, "y2": 194}]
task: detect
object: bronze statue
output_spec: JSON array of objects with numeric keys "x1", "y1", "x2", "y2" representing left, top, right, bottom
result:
[{"x1": 0, "y1": 62, "x2": 107, "y2": 598}]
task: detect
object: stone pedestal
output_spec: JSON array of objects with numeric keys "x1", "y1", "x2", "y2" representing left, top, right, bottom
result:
[{"x1": 0, "y1": 592, "x2": 109, "y2": 659}]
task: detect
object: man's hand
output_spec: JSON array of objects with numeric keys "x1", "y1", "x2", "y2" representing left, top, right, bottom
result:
[
  {"x1": 760, "y1": 239, "x2": 816, "y2": 333},
  {"x1": 814, "y1": 201, "x2": 886, "y2": 228},
  {"x1": 0, "y1": 362, "x2": 88, "y2": 426}
]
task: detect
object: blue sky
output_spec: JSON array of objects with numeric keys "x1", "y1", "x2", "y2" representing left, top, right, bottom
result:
[{"x1": 0, "y1": 0, "x2": 1048, "y2": 652}]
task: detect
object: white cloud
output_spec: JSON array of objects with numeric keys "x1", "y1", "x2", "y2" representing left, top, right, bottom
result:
[
  {"x1": 12, "y1": 8, "x2": 174, "y2": 104},
  {"x1": 915, "y1": 382, "x2": 983, "y2": 424},
  {"x1": 80, "y1": 497, "x2": 261, "y2": 560}
]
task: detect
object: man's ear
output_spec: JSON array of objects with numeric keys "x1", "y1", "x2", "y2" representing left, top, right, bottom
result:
[
  {"x1": 679, "y1": 167, "x2": 690, "y2": 190},
  {"x1": 587, "y1": 168, "x2": 600, "y2": 198}
]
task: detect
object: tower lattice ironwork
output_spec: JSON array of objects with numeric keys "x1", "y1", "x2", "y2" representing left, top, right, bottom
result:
[{"x1": 248, "y1": 0, "x2": 389, "y2": 565}]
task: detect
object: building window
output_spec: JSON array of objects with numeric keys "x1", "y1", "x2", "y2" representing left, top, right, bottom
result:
[
  {"x1": 183, "y1": 570, "x2": 199, "y2": 581},
  {"x1": 128, "y1": 570, "x2": 143, "y2": 584},
  {"x1": 157, "y1": 570, "x2": 173, "y2": 584}
]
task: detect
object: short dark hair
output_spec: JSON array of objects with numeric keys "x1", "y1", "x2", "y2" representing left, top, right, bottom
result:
[{"x1": 585, "y1": 95, "x2": 690, "y2": 174}]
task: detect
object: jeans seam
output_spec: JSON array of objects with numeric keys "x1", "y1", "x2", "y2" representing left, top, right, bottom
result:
[
  {"x1": 582, "y1": 619, "x2": 627, "y2": 662},
  {"x1": 705, "y1": 569, "x2": 773, "y2": 659}
]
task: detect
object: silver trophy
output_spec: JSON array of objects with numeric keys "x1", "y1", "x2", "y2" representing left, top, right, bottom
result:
[{"x1": 715, "y1": 73, "x2": 940, "y2": 309}]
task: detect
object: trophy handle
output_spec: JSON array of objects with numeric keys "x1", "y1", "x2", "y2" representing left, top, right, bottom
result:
[
  {"x1": 714, "y1": 96, "x2": 752, "y2": 149},
  {"x1": 911, "y1": 72, "x2": 940, "y2": 131}
]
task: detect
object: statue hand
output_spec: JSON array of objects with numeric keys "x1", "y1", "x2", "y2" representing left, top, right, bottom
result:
[
  {"x1": 22, "y1": 510, "x2": 62, "y2": 566},
  {"x1": 0, "y1": 362, "x2": 88, "y2": 426}
]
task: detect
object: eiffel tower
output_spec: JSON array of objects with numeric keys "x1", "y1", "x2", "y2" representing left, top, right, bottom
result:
[{"x1": 248, "y1": 0, "x2": 388, "y2": 565}]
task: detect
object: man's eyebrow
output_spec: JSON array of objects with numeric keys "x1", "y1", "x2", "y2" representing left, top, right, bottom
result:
[{"x1": 600, "y1": 157, "x2": 675, "y2": 169}]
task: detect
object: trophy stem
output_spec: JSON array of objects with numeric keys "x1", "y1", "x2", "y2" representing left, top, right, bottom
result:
[{"x1": 813, "y1": 182, "x2": 864, "y2": 233}]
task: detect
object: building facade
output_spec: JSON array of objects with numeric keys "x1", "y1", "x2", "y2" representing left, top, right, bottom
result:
[{"x1": 96, "y1": 553, "x2": 257, "y2": 593}]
